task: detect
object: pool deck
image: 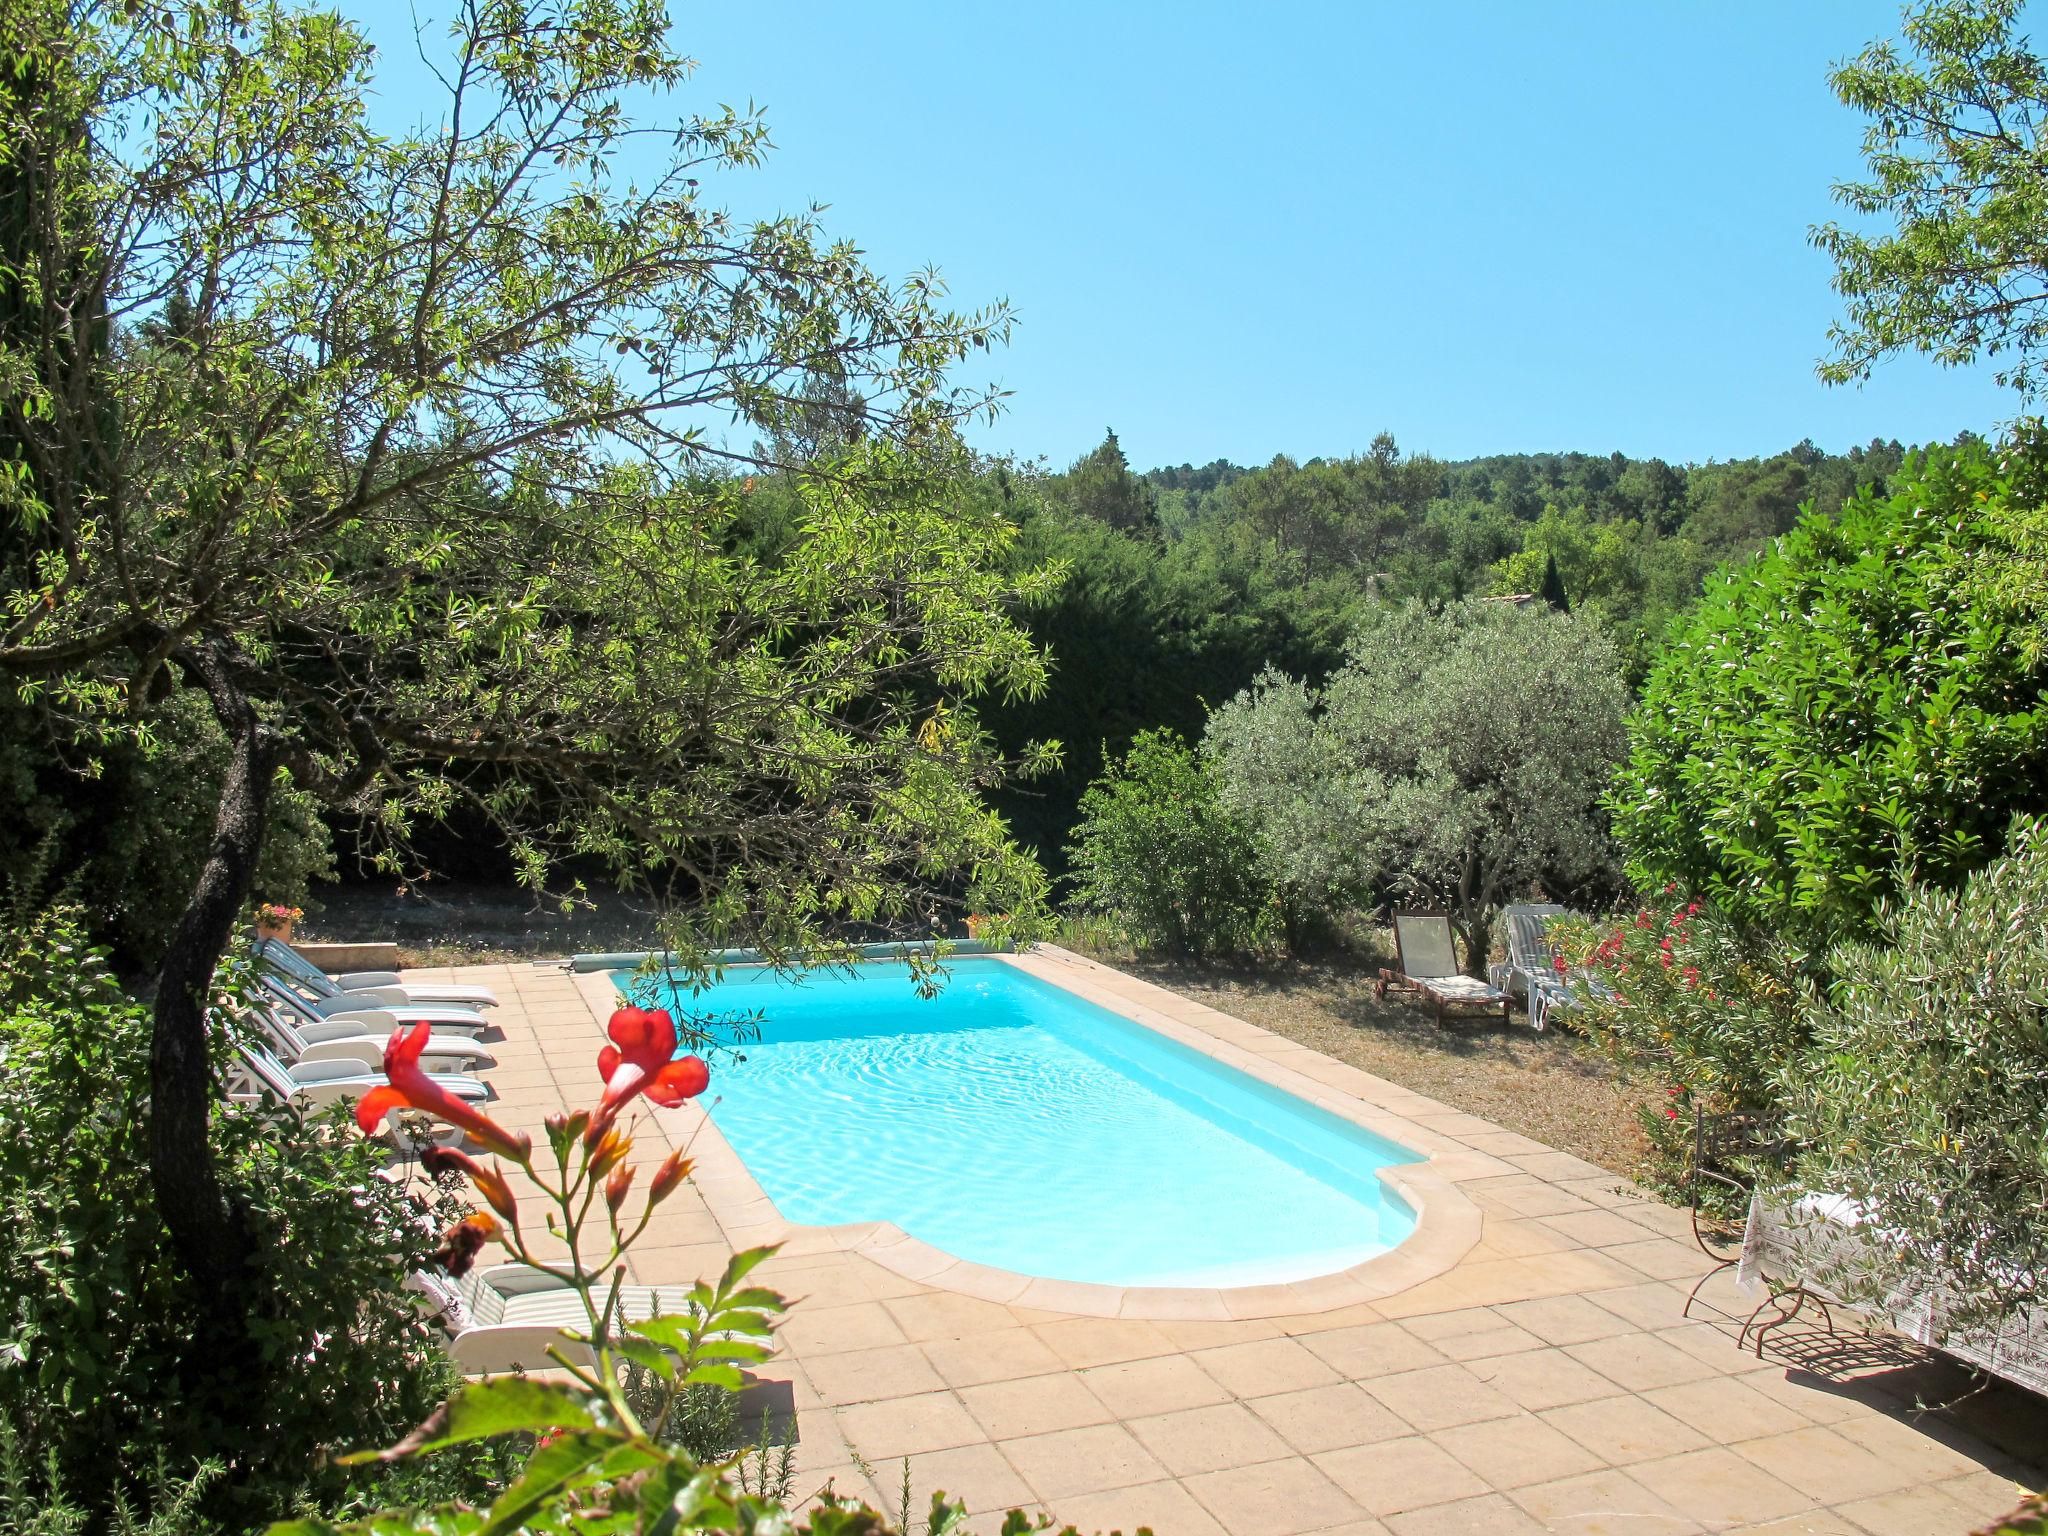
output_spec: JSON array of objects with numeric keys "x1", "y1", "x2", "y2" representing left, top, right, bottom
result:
[{"x1": 416, "y1": 947, "x2": 2046, "y2": 1535}]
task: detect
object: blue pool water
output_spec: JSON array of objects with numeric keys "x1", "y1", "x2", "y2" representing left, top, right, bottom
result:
[{"x1": 637, "y1": 959, "x2": 1418, "y2": 1287}]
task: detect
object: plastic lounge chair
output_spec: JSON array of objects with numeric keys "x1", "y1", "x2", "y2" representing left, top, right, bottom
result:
[
  {"x1": 258, "y1": 971, "x2": 492, "y2": 1037},
  {"x1": 226, "y1": 1038, "x2": 493, "y2": 1124},
  {"x1": 413, "y1": 1263, "x2": 671, "y2": 1375},
  {"x1": 1374, "y1": 911, "x2": 1510, "y2": 1026},
  {"x1": 1496, "y1": 903, "x2": 1569, "y2": 1030},
  {"x1": 257, "y1": 936, "x2": 499, "y2": 1009},
  {"x1": 247, "y1": 998, "x2": 497, "y2": 1075}
]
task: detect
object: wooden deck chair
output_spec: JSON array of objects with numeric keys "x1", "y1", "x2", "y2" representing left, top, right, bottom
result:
[{"x1": 1374, "y1": 910, "x2": 1511, "y2": 1026}]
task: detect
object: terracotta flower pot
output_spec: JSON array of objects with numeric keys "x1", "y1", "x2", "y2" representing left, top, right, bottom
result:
[{"x1": 256, "y1": 918, "x2": 294, "y2": 943}]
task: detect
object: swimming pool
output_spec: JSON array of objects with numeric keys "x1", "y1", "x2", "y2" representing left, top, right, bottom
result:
[{"x1": 638, "y1": 959, "x2": 1419, "y2": 1288}]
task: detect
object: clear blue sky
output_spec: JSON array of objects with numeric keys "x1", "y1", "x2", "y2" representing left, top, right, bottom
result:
[{"x1": 352, "y1": 1, "x2": 2021, "y2": 470}]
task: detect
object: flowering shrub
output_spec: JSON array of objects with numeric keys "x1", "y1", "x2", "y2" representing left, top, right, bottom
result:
[
  {"x1": 275, "y1": 1005, "x2": 1090, "y2": 1536},
  {"x1": 254, "y1": 902, "x2": 306, "y2": 928},
  {"x1": 1556, "y1": 891, "x2": 1808, "y2": 1192}
]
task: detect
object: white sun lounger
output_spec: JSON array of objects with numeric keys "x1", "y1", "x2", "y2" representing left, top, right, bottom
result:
[
  {"x1": 259, "y1": 972, "x2": 492, "y2": 1037},
  {"x1": 257, "y1": 936, "x2": 500, "y2": 1009},
  {"x1": 226, "y1": 1038, "x2": 492, "y2": 1123},
  {"x1": 411, "y1": 1263, "x2": 677, "y2": 1375},
  {"x1": 247, "y1": 999, "x2": 496, "y2": 1075}
]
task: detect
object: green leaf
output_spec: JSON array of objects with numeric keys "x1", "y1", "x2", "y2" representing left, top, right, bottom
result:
[
  {"x1": 337, "y1": 1379, "x2": 599, "y2": 1463},
  {"x1": 475, "y1": 1430, "x2": 613, "y2": 1536}
]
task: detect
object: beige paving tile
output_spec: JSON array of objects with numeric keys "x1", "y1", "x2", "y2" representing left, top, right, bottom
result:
[
  {"x1": 1717, "y1": 1514, "x2": 1860, "y2": 1534},
  {"x1": 1508, "y1": 1467, "x2": 1704, "y2": 1535},
  {"x1": 1192, "y1": 1336, "x2": 1344, "y2": 1398},
  {"x1": 1043, "y1": 1478, "x2": 1232, "y2": 1536},
  {"x1": 1492, "y1": 1294, "x2": 1641, "y2": 1346},
  {"x1": 893, "y1": 1442, "x2": 1034, "y2": 1520},
  {"x1": 923, "y1": 1327, "x2": 1065, "y2": 1388},
  {"x1": 1313, "y1": 1434, "x2": 1489, "y2": 1517},
  {"x1": 1639, "y1": 1376, "x2": 1812, "y2": 1441},
  {"x1": 1297, "y1": 1321, "x2": 1449, "y2": 1378},
  {"x1": 802, "y1": 1344, "x2": 946, "y2": 1406},
  {"x1": 1031, "y1": 1317, "x2": 1178, "y2": 1370},
  {"x1": 1184, "y1": 1457, "x2": 1369, "y2": 1536},
  {"x1": 999, "y1": 1423, "x2": 1168, "y2": 1504},
  {"x1": 883, "y1": 1290, "x2": 1023, "y2": 1343},
  {"x1": 958, "y1": 1372, "x2": 1114, "y2": 1440},
  {"x1": 1125, "y1": 1400, "x2": 1295, "y2": 1476},
  {"x1": 1079, "y1": 1353, "x2": 1233, "y2": 1418},
  {"x1": 1383, "y1": 1491, "x2": 1549, "y2": 1535},
  {"x1": 1580, "y1": 1279, "x2": 1696, "y2": 1332},
  {"x1": 1360, "y1": 1363, "x2": 1518, "y2": 1432},
  {"x1": 1735, "y1": 1425, "x2": 1926, "y2": 1505},
  {"x1": 1249, "y1": 1383, "x2": 1411, "y2": 1456},
  {"x1": 1565, "y1": 1331, "x2": 1723, "y2": 1392},
  {"x1": 777, "y1": 1301, "x2": 911, "y2": 1357},
  {"x1": 1432, "y1": 1412, "x2": 1609, "y2": 1489},
  {"x1": 1538, "y1": 1209, "x2": 1664, "y2": 1249},
  {"x1": 1627, "y1": 1447, "x2": 1811, "y2": 1528},
  {"x1": 1606, "y1": 1238, "x2": 1720, "y2": 1282},
  {"x1": 1829, "y1": 1482, "x2": 1986, "y2": 1535},
  {"x1": 1467, "y1": 1346, "x2": 1622, "y2": 1411},
  {"x1": 1827, "y1": 1407, "x2": 2008, "y2": 1483},
  {"x1": 833, "y1": 1390, "x2": 984, "y2": 1459},
  {"x1": 1541, "y1": 1396, "x2": 1713, "y2": 1466}
]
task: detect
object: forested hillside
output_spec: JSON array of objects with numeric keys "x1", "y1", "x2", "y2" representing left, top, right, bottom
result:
[{"x1": 980, "y1": 429, "x2": 1935, "y2": 877}]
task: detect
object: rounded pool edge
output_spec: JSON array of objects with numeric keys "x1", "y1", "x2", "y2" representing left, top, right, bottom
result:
[{"x1": 593, "y1": 951, "x2": 1486, "y2": 1321}]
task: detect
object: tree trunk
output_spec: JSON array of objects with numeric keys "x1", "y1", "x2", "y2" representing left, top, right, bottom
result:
[{"x1": 150, "y1": 650, "x2": 276, "y2": 1407}]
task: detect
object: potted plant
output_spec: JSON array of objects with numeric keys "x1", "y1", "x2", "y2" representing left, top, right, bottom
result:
[{"x1": 253, "y1": 902, "x2": 304, "y2": 943}]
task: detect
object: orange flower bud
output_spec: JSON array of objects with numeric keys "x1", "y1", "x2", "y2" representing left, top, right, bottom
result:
[
  {"x1": 588, "y1": 1127, "x2": 630, "y2": 1179},
  {"x1": 647, "y1": 1148, "x2": 694, "y2": 1208},
  {"x1": 605, "y1": 1162, "x2": 635, "y2": 1215},
  {"x1": 420, "y1": 1146, "x2": 519, "y2": 1226}
]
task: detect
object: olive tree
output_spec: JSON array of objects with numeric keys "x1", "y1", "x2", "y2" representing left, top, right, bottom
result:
[
  {"x1": 1207, "y1": 600, "x2": 1629, "y2": 973},
  {"x1": 0, "y1": 0, "x2": 1054, "y2": 1404},
  {"x1": 1790, "y1": 815, "x2": 2048, "y2": 1336}
]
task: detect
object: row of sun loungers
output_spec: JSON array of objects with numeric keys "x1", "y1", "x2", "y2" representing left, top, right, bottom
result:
[{"x1": 225, "y1": 942, "x2": 561, "y2": 1367}]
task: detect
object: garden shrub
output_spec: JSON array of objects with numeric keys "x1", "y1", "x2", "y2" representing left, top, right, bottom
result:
[
  {"x1": 1611, "y1": 436, "x2": 2048, "y2": 949},
  {"x1": 1066, "y1": 728, "x2": 1275, "y2": 959},
  {"x1": 1558, "y1": 893, "x2": 1808, "y2": 1194},
  {"x1": 1790, "y1": 816, "x2": 2048, "y2": 1335},
  {"x1": 0, "y1": 910, "x2": 509, "y2": 1531}
]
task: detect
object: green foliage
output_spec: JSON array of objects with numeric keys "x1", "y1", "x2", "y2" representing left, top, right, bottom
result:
[
  {"x1": 1816, "y1": 0, "x2": 2048, "y2": 393},
  {"x1": 0, "y1": 0, "x2": 1056, "y2": 978},
  {"x1": 0, "y1": 910, "x2": 509, "y2": 1530},
  {"x1": 1791, "y1": 816, "x2": 2048, "y2": 1335},
  {"x1": 1063, "y1": 429, "x2": 1157, "y2": 534},
  {"x1": 0, "y1": 689, "x2": 332, "y2": 973},
  {"x1": 1066, "y1": 729, "x2": 1274, "y2": 960},
  {"x1": 1611, "y1": 438, "x2": 2048, "y2": 949},
  {"x1": 1209, "y1": 600, "x2": 1629, "y2": 972},
  {"x1": 0, "y1": 1421, "x2": 220, "y2": 1536},
  {"x1": 1557, "y1": 896, "x2": 1809, "y2": 1192}
]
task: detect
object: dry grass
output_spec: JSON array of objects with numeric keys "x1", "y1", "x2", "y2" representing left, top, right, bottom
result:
[{"x1": 1104, "y1": 949, "x2": 1658, "y2": 1182}]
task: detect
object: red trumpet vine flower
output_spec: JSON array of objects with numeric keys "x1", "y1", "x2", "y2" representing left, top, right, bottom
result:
[
  {"x1": 355, "y1": 1021, "x2": 531, "y2": 1162},
  {"x1": 595, "y1": 1007, "x2": 710, "y2": 1128}
]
